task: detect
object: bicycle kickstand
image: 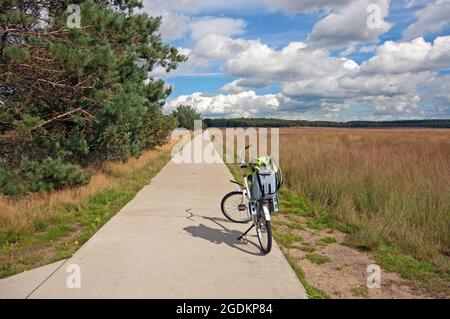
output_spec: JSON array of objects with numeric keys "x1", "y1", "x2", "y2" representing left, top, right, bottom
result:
[{"x1": 237, "y1": 224, "x2": 255, "y2": 241}]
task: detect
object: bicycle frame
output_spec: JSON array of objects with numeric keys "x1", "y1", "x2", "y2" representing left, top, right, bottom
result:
[{"x1": 232, "y1": 145, "x2": 272, "y2": 241}]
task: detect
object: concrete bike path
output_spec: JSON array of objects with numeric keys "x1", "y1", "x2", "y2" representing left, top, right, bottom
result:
[{"x1": 0, "y1": 135, "x2": 307, "y2": 298}]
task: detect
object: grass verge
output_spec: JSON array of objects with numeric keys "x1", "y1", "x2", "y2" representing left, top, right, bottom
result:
[
  {"x1": 280, "y1": 188, "x2": 450, "y2": 297},
  {"x1": 284, "y1": 253, "x2": 329, "y2": 299},
  {"x1": 305, "y1": 253, "x2": 331, "y2": 265},
  {"x1": 0, "y1": 143, "x2": 174, "y2": 279},
  {"x1": 222, "y1": 159, "x2": 329, "y2": 299}
]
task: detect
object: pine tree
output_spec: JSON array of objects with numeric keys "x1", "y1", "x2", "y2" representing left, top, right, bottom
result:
[
  {"x1": 0, "y1": 0, "x2": 185, "y2": 195},
  {"x1": 172, "y1": 105, "x2": 202, "y2": 130}
]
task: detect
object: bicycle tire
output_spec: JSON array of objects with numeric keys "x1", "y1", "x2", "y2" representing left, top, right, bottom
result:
[
  {"x1": 256, "y1": 214, "x2": 272, "y2": 254},
  {"x1": 220, "y1": 191, "x2": 252, "y2": 223}
]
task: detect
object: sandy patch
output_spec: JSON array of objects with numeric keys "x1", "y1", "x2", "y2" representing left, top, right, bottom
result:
[{"x1": 274, "y1": 215, "x2": 429, "y2": 299}]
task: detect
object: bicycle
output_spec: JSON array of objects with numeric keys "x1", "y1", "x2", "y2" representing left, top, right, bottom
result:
[{"x1": 220, "y1": 145, "x2": 280, "y2": 254}]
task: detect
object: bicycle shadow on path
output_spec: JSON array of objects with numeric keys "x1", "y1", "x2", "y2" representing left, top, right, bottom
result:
[{"x1": 183, "y1": 214, "x2": 264, "y2": 256}]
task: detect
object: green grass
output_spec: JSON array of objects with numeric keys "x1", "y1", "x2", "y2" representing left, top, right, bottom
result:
[
  {"x1": 280, "y1": 189, "x2": 353, "y2": 233},
  {"x1": 374, "y1": 245, "x2": 450, "y2": 296},
  {"x1": 272, "y1": 230, "x2": 303, "y2": 249},
  {"x1": 272, "y1": 220, "x2": 304, "y2": 231},
  {"x1": 295, "y1": 245, "x2": 316, "y2": 253},
  {"x1": 0, "y1": 148, "x2": 173, "y2": 279},
  {"x1": 279, "y1": 189, "x2": 313, "y2": 217},
  {"x1": 37, "y1": 224, "x2": 74, "y2": 243},
  {"x1": 318, "y1": 236, "x2": 337, "y2": 245},
  {"x1": 285, "y1": 254, "x2": 329, "y2": 299},
  {"x1": 285, "y1": 222, "x2": 304, "y2": 230},
  {"x1": 0, "y1": 230, "x2": 21, "y2": 246},
  {"x1": 306, "y1": 210, "x2": 336, "y2": 231},
  {"x1": 286, "y1": 214, "x2": 303, "y2": 223},
  {"x1": 281, "y1": 188, "x2": 450, "y2": 295},
  {"x1": 305, "y1": 253, "x2": 331, "y2": 265},
  {"x1": 302, "y1": 241, "x2": 311, "y2": 246}
]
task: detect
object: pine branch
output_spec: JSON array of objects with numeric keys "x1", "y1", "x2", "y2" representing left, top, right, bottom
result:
[{"x1": 0, "y1": 108, "x2": 96, "y2": 140}]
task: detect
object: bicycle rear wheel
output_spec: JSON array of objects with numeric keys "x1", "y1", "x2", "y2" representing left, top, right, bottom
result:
[
  {"x1": 221, "y1": 191, "x2": 252, "y2": 223},
  {"x1": 256, "y1": 213, "x2": 272, "y2": 254}
]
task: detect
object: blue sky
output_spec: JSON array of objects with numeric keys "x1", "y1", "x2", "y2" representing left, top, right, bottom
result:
[{"x1": 142, "y1": 0, "x2": 450, "y2": 121}]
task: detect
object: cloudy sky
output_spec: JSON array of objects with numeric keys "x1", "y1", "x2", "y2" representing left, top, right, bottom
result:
[{"x1": 142, "y1": 0, "x2": 450, "y2": 121}]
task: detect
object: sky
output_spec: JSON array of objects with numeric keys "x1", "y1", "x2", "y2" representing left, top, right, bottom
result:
[{"x1": 141, "y1": 0, "x2": 450, "y2": 121}]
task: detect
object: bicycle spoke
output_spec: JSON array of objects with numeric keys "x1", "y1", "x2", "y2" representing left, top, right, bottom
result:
[{"x1": 221, "y1": 191, "x2": 251, "y2": 223}]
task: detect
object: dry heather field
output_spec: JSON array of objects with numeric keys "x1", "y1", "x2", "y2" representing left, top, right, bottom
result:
[
  {"x1": 273, "y1": 128, "x2": 449, "y2": 297},
  {"x1": 279, "y1": 128, "x2": 449, "y2": 260}
]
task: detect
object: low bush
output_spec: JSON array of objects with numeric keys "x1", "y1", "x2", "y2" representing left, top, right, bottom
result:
[{"x1": 0, "y1": 157, "x2": 87, "y2": 196}]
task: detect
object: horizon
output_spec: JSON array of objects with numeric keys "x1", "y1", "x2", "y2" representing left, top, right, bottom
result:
[{"x1": 202, "y1": 117, "x2": 450, "y2": 122}]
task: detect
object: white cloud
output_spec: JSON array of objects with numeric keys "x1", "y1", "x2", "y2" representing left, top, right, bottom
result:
[
  {"x1": 142, "y1": 0, "x2": 265, "y2": 15},
  {"x1": 150, "y1": 47, "x2": 221, "y2": 78},
  {"x1": 359, "y1": 44, "x2": 378, "y2": 53},
  {"x1": 192, "y1": 35, "x2": 254, "y2": 60},
  {"x1": 402, "y1": 0, "x2": 450, "y2": 40},
  {"x1": 167, "y1": 91, "x2": 295, "y2": 117},
  {"x1": 174, "y1": 35, "x2": 446, "y2": 118},
  {"x1": 158, "y1": 11, "x2": 191, "y2": 40},
  {"x1": 307, "y1": 0, "x2": 391, "y2": 51},
  {"x1": 360, "y1": 36, "x2": 450, "y2": 74},
  {"x1": 418, "y1": 75, "x2": 450, "y2": 116},
  {"x1": 431, "y1": 75, "x2": 450, "y2": 103},
  {"x1": 263, "y1": 0, "x2": 353, "y2": 14},
  {"x1": 339, "y1": 72, "x2": 433, "y2": 96},
  {"x1": 191, "y1": 0, "x2": 265, "y2": 14},
  {"x1": 219, "y1": 80, "x2": 248, "y2": 94},
  {"x1": 369, "y1": 94, "x2": 421, "y2": 112},
  {"x1": 219, "y1": 78, "x2": 273, "y2": 93},
  {"x1": 167, "y1": 88, "x2": 427, "y2": 119},
  {"x1": 150, "y1": 17, "x2": 250, "y2": 75},
  {"x1": 190, "y1": 17, "x2": 246, "y2": 41},
  {"x1": 188, "y1": 17, "x2": 249, "y2": 60},
  {"x1": 219, "y1": 40, "x2": 363, "y2": 98},
  {"x1": 141, "y1": 1, "x2": 193, "y2": 40},
  {"x1": 144, "y1": 0, "x2": 450, "y2": 119},
  {"x1": 225, "y1": 41, "x2": 352, "y2": 82},
  {"x1": 279, "y1": 71, "x2": 431, "y2": 101}
]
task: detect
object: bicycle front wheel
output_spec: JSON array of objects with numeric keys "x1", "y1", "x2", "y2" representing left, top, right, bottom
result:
[
  {"x1": 256, "y1": 214, "x2": 272, "y2": 254},
  {"x1": 220, "y1": 191, "x2": 252, "y2": 223}
]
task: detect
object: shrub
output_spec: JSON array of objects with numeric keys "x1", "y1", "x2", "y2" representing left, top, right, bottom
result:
[
  {"x1": 0, "y1": 157, "x2": 87, "y2": 195},
  {"x1": 172, "y1": 105, "x2": 202, "y2": 130},
  {"x1": 0, "y1": 160, "x2": 24, "y2": 196},
  {"x1": 22, "y1": 157, "x2": 87, "y2": 192}
]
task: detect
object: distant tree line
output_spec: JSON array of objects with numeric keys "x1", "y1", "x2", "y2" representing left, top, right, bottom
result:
[{"x1": 203, "y1": 118, "x2": 450, "y2": 129}]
